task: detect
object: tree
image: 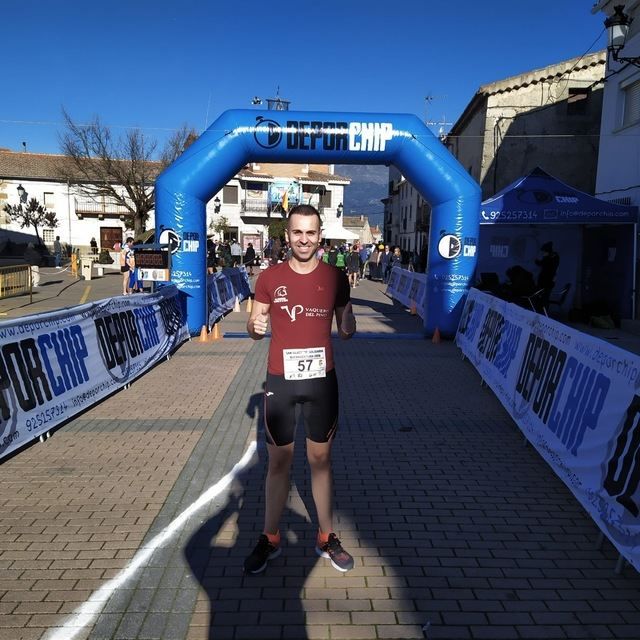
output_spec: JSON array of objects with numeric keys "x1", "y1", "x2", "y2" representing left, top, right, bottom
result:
[
  {"x1": 3, "y1": 198, "x2": 58, "y2": 244},
  {"x1": 268, "y1": 219, "x2": 287, "y2": 241},
  {"x1": 210, "y1": 215, "x2": 230, "y2": 239},
  {"x1": 58, "y1": 109, "x2": 198, "y2": 236}
]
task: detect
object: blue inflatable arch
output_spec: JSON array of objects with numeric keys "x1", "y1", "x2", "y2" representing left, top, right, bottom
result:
[{"x1": 156, "y1": 110, "x2": 481, "y2": 337}]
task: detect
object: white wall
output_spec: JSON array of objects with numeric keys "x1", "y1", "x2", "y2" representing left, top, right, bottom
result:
[{"x1": 595, "y1": 2, "x2": 640, "y2": 205}]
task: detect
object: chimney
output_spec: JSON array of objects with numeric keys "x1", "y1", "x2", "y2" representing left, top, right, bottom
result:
[{"x1": 360, "y1": 214, "x2": 364, "y2": 222}]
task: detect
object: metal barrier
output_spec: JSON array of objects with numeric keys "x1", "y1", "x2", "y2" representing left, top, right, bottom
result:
[{"x1": 0, "y1": 264, "x2": 32, "y2": 302}]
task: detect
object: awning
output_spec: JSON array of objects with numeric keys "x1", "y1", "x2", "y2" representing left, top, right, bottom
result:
[
  {"x1": 321, "y1": 224, "x2": 359, "y2": 240},
  {"x1": 480, "y1": 167, "x2": 638, "y2": 224}
]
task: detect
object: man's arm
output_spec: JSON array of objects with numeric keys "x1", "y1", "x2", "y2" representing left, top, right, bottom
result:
[
  {"x1": 247, "y1": 300, "x2": 271, "y2": 340},
  {"x1": 335, "y1": 301, "x2": 356, "y2": 340}
]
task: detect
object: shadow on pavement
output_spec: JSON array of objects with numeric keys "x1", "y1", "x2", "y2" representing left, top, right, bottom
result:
[{"x1": 185, "y1": 388, "x2": 330, "y2": 640}]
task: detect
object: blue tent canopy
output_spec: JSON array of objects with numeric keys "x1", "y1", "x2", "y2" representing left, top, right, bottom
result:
[{"x1": 480, "y1": 167, "x2": 638, "y2": 224}]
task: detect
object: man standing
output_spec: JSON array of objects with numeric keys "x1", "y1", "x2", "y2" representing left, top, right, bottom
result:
[
  {"x1": 380, "y1": 245, "x2": 392, "y2": 283},
  {"x1": 53, "y1": 236, "x2": 62, "y2": 268},
  {"x1": 230, "y1": 238, "x2": 242, "y2": 267},
  {"x1": 535, "y1": 241, "x2": 560, "y2": 311},
  {"x1": 245, "y1": 204, "x2": 356, "y2": 574}
]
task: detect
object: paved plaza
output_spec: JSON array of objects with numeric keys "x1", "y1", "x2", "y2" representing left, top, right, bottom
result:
[{"x1": 1, "y1": 266, "x2": 640, "y2": 640}]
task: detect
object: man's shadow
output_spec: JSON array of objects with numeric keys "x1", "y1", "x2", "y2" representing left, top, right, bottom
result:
[{"x1": 184, "y1": 386, "x2": 323, "y2": 640}]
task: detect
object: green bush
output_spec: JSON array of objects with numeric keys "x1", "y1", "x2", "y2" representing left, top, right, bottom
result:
[{"x1": 97, "y1": 248, "x2": 114, "y2": 264}]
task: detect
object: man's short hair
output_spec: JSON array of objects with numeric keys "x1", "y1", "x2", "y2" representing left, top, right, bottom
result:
[{"x1": 287, "y1": 204, "x2": 322, "y2": 225}]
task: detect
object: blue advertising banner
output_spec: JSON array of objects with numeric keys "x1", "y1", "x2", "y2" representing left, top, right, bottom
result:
[
  {"x1": 456, "y1": 288, "x2": 640, "y2": 570},
  {"x1": 207, "y1": 267, "x2": 251, "y2": 327},
  {"x1": 0, "y1": 286, "x2": 188, "y2": 461},
  {"x1": 386, "y1": 266, "x2": 427, "y2": 319},
  {"x1": 267, "y1": 180, "x2": 302, "y2": 208}
]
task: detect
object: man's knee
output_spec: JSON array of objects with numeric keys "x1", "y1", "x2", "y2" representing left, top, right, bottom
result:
[
  {"x1": 267, "y1": 445, "x2": 294, "y2": 473},
  {"x1": 307, "y1": 445, "x2": 331, "y2": 469}
]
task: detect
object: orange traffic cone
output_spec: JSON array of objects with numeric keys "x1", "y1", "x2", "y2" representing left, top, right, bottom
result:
[
  {"x1": 233, "y1": 296, "x2": 241, "y2": 312},
  {"x1": 432, "y1": 327, "x2": 441, "y2": 344},
  {"x1": 409, "y1": 302, "x2": 417, "y2": 316},
  {"x1": 246, "y1": 296, "x2": 253, "y2": 313},
  {"x1": 210, "y1": 323, "x2": 221, "y2": 341},
  {"x1": 199, "y1": 325, "x2": 208, "y2": 342}
]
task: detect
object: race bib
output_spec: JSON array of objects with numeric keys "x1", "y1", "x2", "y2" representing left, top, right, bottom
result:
[{"x1": 283, "y1": 347, "x2": 326, "y2": 380}]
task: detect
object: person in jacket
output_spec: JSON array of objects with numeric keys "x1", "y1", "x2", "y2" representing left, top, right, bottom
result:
[{"x1": 244, "y1": 242, "x2": 256, "y2": 276}]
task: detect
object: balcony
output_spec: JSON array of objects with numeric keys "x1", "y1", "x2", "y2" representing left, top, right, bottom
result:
[
  {"x1": 75, "y1": 198, "x2": 130, "y2": 220},
  {"x1": 241, "y1": 198, "x2": 271, "y2": 216}
]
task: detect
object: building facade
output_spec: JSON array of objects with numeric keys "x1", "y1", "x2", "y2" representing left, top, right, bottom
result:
[
  {"x1": 383, "y1": 50, "x2": 606, "y2": 252},
  {"x1": 592, "y1": 2, "x2": 640, "y2": 209},
  {"x1": 592, "y1": 1, "x2": 640, "y2": 317},
  {"x1": 0, "y1": 149, "x2": 349, "y2": 258},
  {"x1": 383, "y1": 166, "x2": 431, "y2": 255},
  {"x1": 445, "y1": 50, "x2": 606, "y2": 200}
]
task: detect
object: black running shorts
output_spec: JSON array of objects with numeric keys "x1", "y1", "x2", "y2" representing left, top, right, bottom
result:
[{"x1": 264, "y1": 369, "x2": 339, "y2": 446}]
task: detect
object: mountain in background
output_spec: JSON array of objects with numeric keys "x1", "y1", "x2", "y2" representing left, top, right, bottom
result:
[{"x1": 335, "y1": 164, "x2": 388, "y2": 228}]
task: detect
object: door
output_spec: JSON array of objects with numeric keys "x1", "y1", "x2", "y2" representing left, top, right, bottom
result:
[{"x1": 101, "y1": 227, "x2": 122, "y2": 250}]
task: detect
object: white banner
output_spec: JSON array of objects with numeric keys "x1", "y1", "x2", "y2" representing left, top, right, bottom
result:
[
  {"x1": 0, "y1": 286, "x2": 188, "y2": 461},
  {"x1": 456, "y1": 288, "x2": 640, "y2": 570},
  {"x1": 385, "y1": 266, "x2": 427, "y2": 318}
]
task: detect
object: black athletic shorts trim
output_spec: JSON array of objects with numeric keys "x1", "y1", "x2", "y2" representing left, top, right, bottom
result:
[{"x1": 263, "y1": 369, "x2": 339, "y2": 446}]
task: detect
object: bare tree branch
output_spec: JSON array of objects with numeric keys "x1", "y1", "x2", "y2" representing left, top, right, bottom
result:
[{"x1": 56, "y1": 109, "x2": 192, "y2": 235}]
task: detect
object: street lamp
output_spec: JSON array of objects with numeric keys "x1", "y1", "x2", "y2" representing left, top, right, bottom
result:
[
  {"x1": 17, "y1": 184, "x2": 27, "y2": 203},
  {"x1": 605, "y1": 5, "x2": 640, "y2": 67},
  {"x1": 214, "y1": 196, "x2": 221, "y2": 214},
  {"x1": 336, "y1": 202, "x2": 343, "y2": 218}
]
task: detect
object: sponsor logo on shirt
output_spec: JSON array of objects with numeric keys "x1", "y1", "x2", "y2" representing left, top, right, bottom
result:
[
  {"x1": 273, "y1": 285, "x2": 288, "y2": 303},
  {"x1": 281, "y1": 304, "x2": 304, "y2": 322}
]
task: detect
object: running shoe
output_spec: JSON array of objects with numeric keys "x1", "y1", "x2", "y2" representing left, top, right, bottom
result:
[
  {"x1": 315, "y1": 533, "x2": 354, "y2": 572},
  {"x1": 244, "y1": 534, "x2": 281, "y2": 574}
]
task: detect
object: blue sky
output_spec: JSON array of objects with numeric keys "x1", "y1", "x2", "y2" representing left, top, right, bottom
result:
[{"x1": 1, "y1": 0, "x2": 607, "y2": 156}]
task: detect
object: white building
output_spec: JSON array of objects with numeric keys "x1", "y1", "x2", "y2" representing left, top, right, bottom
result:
[
  {"x1": 592, "y1": 2, "x2": 640, "y2": 209},
  {"x1": 384, "y1": 166, "x2": 430, "y2": 254},
  {"x1": 0, "y1": 149, "x2": 349, "y2": 258}
]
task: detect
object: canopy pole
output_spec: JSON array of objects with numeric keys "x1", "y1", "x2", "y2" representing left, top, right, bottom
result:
[{"x1": 633, "y1": 223, "x2": 638, "y2": 320}]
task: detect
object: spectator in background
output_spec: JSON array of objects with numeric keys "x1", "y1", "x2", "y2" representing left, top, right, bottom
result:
[
  {"x1": 391, "y1": 246, "x2": 402, "y2": 270},
  {"x1": 53, "y1": 236, "x2": 62, "y2": 268},
  {"x1": 219, "y1": 241, "x2": 232, "y2": 268},
  {"x1": 327, "y1": 244, "x2": 338, "y2": 267},
  {"x1": 358, "y1": 244, "x2": 370, "y2": 279},
  {"x1": 270, "y1": 237, "x2": 282, "y2": 266},
  {"x1": 346, "y1": 244, "x2": 361, "y2": 288},
  {"x1": 129, "y1": 241, "x2": 142, "y2": 293},
  {"x1": 367, "y1": 246, "x2": 380, "y2": 280},
  {"x1": 418, "y1": 244, "x2": 428, "y2": 273},
  {"x1": 119, "y1": 237, "x2": 134, "y2": 295},
  {"x1": 535, "y1": 241, "x2": 560, "y2": 310},
  {"x1": 230, "y1": 238, "x2": 243, "y2": 266},
  {"x1": 90, "y1": 237, "x2": 98, "y2": 255},
  {"x1": 244, "y1": 242, "x2": 256, "y2": 276},
  {"x1": 206, "y1": 236, "x2": 217, "y2": 274},
  {"x1": 380, "y1": 245, "x2": 392, "y2": 283}
]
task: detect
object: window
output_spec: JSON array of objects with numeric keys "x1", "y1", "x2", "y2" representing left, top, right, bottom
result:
[
  {"x1": 567, "y1": 87, "x2": 589, "y2": 115},
  {"x1": 320, "y1": 190, "x2": 332, "y2": 208},
  {"x1": 43, "y1": 192, "x2": 55, "y2": 208},
  {"x1": 223, "y1": 185, "x2": 238, "y2": 204},
  {"x1": 623, "y1": 79, "x2": 640, "y2": 127},
  {"x1": 43, "y1": 229, "x2": 55, "y2": 244}
]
